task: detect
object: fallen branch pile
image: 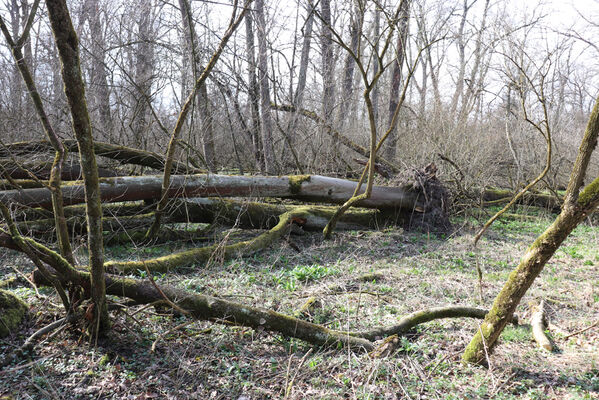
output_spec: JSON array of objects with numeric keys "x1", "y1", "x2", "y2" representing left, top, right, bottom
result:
[{"x1": 0, "y1": 139, "x2": 461, "y2": 357}]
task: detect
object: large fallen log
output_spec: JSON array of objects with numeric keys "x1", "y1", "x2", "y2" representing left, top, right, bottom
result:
[
  {"x1": 0, "y1": 140, "x2": 203, "y2": 174},
  {"x1": 0, "y1": 174, "x2": 428, "y2": 211},
  {"x1": 14, "y1": 199, "x2": 383, "y2": 244}
]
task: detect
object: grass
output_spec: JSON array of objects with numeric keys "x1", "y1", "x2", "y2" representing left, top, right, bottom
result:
[{"x1": 0, "y1": 204, "x2": 598, "y2": 398}]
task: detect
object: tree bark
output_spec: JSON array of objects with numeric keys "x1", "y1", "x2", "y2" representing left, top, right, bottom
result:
[
  {"x1": 254, "y1": 0, "x2": 276, "y2": 174},
  {"x1": 287, "y1": 1, "x2": 314, "y2": 142},
  {"x1": 385, "y1": 0, "x2": 411, "y2": 161},
  {"x1": 82, "y1": 0, "x2": 113, "y2": 141},
  {"x1": 463, "y1": 96, "x2": 599, "y2": 364},
  {"x1": 320, "y1": 0, "x2": 336, "y2": 155},
  {"x1": 0, "y1": 173, "x2": 428, "y2": 211},
  {"x1": 336, "y1": 0, "x2": 362, "y2": 133},
  {"x1": 131, "y1": 0, "x2": 154, "y2": 149},
  {"x1": 244, "y1": 10, "x2": 264, "y2": 171},
  {"x1": 45, "y1": 0, "x2": 108, "y2": 333},
  {"x1": 178, "y1": 0, "x2": 215, "y2": 171}
]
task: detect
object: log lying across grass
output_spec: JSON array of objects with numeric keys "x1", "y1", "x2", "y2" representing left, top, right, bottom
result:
[
  {"x1": 1, "y1": 228, "x2": 518, "y2": 351},
  {"x1": 482, "y1": 187, "x2": 562, "y2": 212},
  {"x1": 0, "y1": 174, "x2": 427, "y2": 211}
]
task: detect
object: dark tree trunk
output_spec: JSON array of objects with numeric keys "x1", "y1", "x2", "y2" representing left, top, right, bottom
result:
[
  {"x1": 45, "y1": 0, "x2": 109, "y2": 333},
  {"x1": 385, "y1": 0, "x2": 411, "y2": 161},
  {"x1": 244, "y1": 11, "x2": 264, "y2": 171},
  {"x1": 255, "y1": 0, "x2": 276, "y2": 174}
]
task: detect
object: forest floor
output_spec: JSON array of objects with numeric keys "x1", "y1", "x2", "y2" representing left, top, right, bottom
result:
[{"x1": 0, "y1": 204, "x2": 598, "y2": 399}]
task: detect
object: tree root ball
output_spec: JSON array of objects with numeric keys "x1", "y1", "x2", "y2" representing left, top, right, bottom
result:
[{"x1": 0, "y1": 289, "x2": 28, "y2": 338}]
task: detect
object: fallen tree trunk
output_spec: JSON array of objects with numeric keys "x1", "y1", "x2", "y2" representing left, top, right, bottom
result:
[
  {"x1": 0, "y1": 174, "x2": 428, "y2": 211},
  {"x1": 0, "y1": 140, "x2": 204, "y2": 174},
  {"x1": 12, "y1": 198, "x2": 385, "y2": 230},
  {"x1": 482, "y1": 187, "x2": 562, "y2": 212},
  {"x1": 0, "y1": 179, "x2": 52, "y2": 190},
  {"x1": 30, "y1": 263, "x2": 518, "y2": 351},
  {"x1": 0, "y1": 227, "x2": 518, "y2": 351},
  {"x1": 12, "y1": 199, "x2": 386, "y2": 247},
  {"x1": 102, "y1": 207, "x2": 381, "y2": 273}
]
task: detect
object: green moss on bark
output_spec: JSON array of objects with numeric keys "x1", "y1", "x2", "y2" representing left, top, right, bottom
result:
[
  {"x1": 288, "y1": 175, "x2": 311, "y2": 195},
  {"x1": 0, "y1": 289, "x2": 27, "y2": 338}
]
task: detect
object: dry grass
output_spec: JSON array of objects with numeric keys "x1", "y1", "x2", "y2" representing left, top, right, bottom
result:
[{"x1": 1, "y1": 206, "x2": 598, "y2": 399}]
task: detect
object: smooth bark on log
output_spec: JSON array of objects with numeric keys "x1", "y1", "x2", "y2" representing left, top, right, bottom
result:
[
  {"x1": 0, "y1": 174, "x2": 426, "y2": 211},
  {"x1": 530, "y1": 300, "x2": 553, "y2": 351},
  {"x1": 0, "y1": 140, "x2": 203, "y2": 174}
]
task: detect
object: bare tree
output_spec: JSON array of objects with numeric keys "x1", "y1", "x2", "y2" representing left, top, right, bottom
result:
[
  {"x1": 81, "y1": 0, "x2": 113, "y2": 141},
  {"x1": 244, "y1": 8, "x2": 264, "y2": 171},
  {"x1": 254, "y1": 0, "x2": 276, "y2": 174},
  {"x1": 178, "y1": 0, "x2": 216, "y2": 170},
  {"x1": 384, "y1": 0, "x2": 411, "y2": 161},
  {"x1": 45, "y1": 0, "x2": 109, "y2": 334}
]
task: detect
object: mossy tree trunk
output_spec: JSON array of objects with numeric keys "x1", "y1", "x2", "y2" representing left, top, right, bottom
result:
[
  {"x1": 45, "y1": 0, "x2": 108, "y2": 334},
  {"x1": 462, "y1": 96, "x2": 599, "y2": 364}
]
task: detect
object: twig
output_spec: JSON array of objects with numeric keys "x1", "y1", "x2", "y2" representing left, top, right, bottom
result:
[
  {"x1": 284, "y1": 348, "x2": 313, "y2": 399},
  {"x1": 562, "y1": 320, "x2": 599, "y2": 340},
  {"x1": 151, "y1": 319, "x2": 195, "y2": 352},
  {"x1": 10, "y1": 266, "x2": 41, "y2": 297},
  {"x1": 143, "y1": 261, "x2": 190, "y2": 316}
]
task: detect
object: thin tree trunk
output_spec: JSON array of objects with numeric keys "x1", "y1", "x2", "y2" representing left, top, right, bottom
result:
[
  {"x1": 463, "y1": 96, "x2": 599, "y2": 365},
  {"x1": 449, "y1": 0, "x2": 469, "y2": 118},
  {"x1": 336, "y1": 0, "x2": 362, "y2": 132},
  {"x1": 244, "y1": 10, "x2": 264, "y2": 171},
  {"x1": 132, "y1": 0, "x2": 154, "y2": 149},
  {"x1": 287, "y1": 1, "x2": 314, "y2": 140},
  {"x1": 0, "y1": 0, "x2": 75, "y2": 265},
  {"x1": 385, "y1": 0, "x2": 411, "y2": 161},
  {"x1": 82, "y1": 0, "x2": 112, "y2": 141},
  {"x1": 45, "y1": 0, "x2": 108, "y2": 333},
  {"x1": 320, "y1": 0, "x2": 336, "y2": 157},
  {"x1": 178, "y1": 0, "x2": 216, "y2": 171},
  {"x1": 371, "y1": 5, "x2": 380, "y2": 127},
  {"x1": 254, "y1": 0, "x2": 276, "y2": 174}
]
